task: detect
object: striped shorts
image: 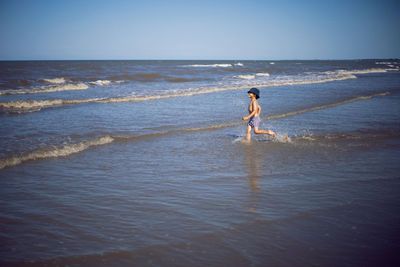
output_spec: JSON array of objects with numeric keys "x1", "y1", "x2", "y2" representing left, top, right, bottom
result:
[{"x1": 248, "y1": 116, "x2": 260, "y2": 128}]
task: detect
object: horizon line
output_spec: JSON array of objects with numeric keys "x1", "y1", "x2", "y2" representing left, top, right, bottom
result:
[{"x1": 1, "y1": 57, "x2": 399, "y2": 62}]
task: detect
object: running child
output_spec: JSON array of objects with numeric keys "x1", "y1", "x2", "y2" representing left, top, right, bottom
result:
[{"x1": 242, "y1": 88, "x2": 276, "y2": 141}]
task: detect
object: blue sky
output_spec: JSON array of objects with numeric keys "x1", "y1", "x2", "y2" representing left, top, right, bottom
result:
[{"x1": 1, "y1": 0, "x2": 399, "y2": 60}]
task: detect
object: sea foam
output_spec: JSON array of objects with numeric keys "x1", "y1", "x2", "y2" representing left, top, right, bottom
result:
[
  {"x1": 234, "y1": 75, "x2": 255, "y2": 80},
  {"x1": 0, "y1": 97, "x2": 102, "y2": 110},
  {"x1": 89, "y1": 80, "x2": 112, "y2": 86},
  {"x1": 0, "y1": 68, "x2": 393, "y2": 112},
  {"x1": 0, "y1": 91, "x2": 392, "y2": 169},
  {"x1": 40, "y1": 77, "x2": 67, "y2": 84},
  {"x1": 0, "y1": 83, "x2": 89, "y2": 95},
  {"x1": 184, "y1": 64, "x2": 233, "y2": 68},
  {"x1": 0, "y1": 136, "x2": 114, "y2": 169}
]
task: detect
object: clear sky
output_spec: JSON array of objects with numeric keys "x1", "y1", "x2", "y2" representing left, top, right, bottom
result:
[{"x1": 1, "y1": 0, "x2": 399, "y2": 60}]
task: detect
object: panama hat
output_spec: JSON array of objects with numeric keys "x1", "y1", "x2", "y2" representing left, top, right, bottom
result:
[{"x1": 247, "y1": 88, "x2": 260, "y2": 99}]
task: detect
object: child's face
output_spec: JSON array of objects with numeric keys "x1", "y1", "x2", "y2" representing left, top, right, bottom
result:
[{"x1": 248, "y1": 92, "x2": 254, "y2": 98}]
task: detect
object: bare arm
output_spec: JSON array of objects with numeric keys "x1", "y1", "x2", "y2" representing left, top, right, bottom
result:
[{"x1": 242, "y1": 101, "x2": 257, "y2": 120}]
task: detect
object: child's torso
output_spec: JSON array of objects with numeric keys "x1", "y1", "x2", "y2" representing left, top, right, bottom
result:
[{"x1": 249, "y1": 100, "x2": 261, "y2": 116}]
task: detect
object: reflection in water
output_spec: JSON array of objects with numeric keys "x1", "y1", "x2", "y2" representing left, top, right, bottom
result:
[
  {"x1": 243, "y1": 143, "x2": 263, "y2": 213},
  {"x1": 244, "y1": 143, "x2": 262, "y2": 192}
]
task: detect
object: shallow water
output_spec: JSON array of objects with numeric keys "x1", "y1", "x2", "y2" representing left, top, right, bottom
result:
[{"x1": 1, "y1": 60, "x2": 400, "y2": 266}]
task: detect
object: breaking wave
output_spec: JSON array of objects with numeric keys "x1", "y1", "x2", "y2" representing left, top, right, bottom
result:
[
  {"x1": 327, "y1": 68, "x2": 398, "y2": 75},
  {"x1": 234, "y1": 73, "x2": 271, "y2": 79},
  {"x1": 0, "y1": 91, "x2": 392, "y2": 170},
  {"x1": 0, "y1": 136, "x2": 114, "y2": 170},
  {"x1": 235, "y1": 75, "x2": 255, "y2": 80},
  {"x1": 0, "y1": 67, "x2": 395, "y2": 112},
  {"x1": 0, "y1": 83, "x2": 89, "y2": 95},
  {"x1": 184, "y1": 63, "x2": 238, "y2": 68},
  {"x1": 0, "y1": 97, "x2": 102, "y2": 111},
  {"x1": 89, "y1": 80, "x2": 112, "y2": 86},
  {"x1": 375, "y1": 61, "x2": 400, "y2": 65},
  {"x1": 40, "y1": 77, "x2": 67, "y2": 84},
  {"x1": 233, "y1": 67, "x2": 398, "y2": 83}
]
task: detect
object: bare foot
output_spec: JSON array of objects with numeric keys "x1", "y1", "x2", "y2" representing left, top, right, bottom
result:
[{"x1": 268, "y1": 130, "x2": 276, "y2": 137}]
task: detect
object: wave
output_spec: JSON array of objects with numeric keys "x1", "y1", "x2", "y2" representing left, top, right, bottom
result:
[
  {"x1": 334, "y1": 68, "x2": 398, "y2": 75},
  {"x1": 233, "y1": 67, "x2": 394, "y2": 82},
  {"x1": 40, "y1": 77, "x2": 67, "y2": 84},
  {"x1": 0, "y1": 122, "x2": 248, "y2": 169},
  {"x1": 375, "y1": 61, "x2": 400, "y2": 65},
  {"x1": 234, "y1": 75, "x2": 255, "y2": 80},
  {"x1": 89, "y1": 80, "x2": 112, "y2": 86},
  {"x1": 301, "y1": 67, "x2": 397, "y2": 80},
  {"x1": 0, "y1": 67, "x2": 395, "y2": 112},
  {"x1": 234, "y1": 73, "x2": 270, "y2": 79},
  {"x1": 0, "y1": 83, "x2": 89, "y2": 96},
  {"x1": 0, "y1": 97, "x2": 102, "y2": 111},
  {"x1": 184, "y1": 64, "x2": 233, "y2": 68},
  {"x1": 256, "y1": 72, "x2": 270, "y2": 77},
  {"x1": 0, "y1": 91, "x2": 392, "y2": 170},
  {"x1": 264, "y1": 92, "x2": 390, "y2": 121},
  {"x1": 0, "y1": 136, "x2": 114, "y2": 170}
]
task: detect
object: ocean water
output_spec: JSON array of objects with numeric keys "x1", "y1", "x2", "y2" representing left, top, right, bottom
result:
[{"x1": 0, "y1": 60, "x2": 400, "y2": 266}]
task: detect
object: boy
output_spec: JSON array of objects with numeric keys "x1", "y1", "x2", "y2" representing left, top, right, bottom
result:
[{"x1": 242, "y1": 88, "x2": 276, "y2": 141}]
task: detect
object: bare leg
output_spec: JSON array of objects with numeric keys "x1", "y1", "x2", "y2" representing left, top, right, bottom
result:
[
  {"x1": 246, "y1": 125, "x2": 252, "y2": 141},
  {"x1": 254, "y1": 127, "x2": 276, "y2": 137}
]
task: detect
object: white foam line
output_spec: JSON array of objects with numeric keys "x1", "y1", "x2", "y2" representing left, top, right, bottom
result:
[
  {"x1": 0, "y1": 83, "x2": 89, "y2": 95},
  {"x1": 183, "y1": 64, "x2": 232, "y2": 68},
  {"x1": 40, "y1": 77, "x2": 66, "y2": 84},
  {"x1": 0, "y1": 136, "x2": 114, "y2": 170},
  {"x1": 0, "y1": 67, "x2": 394, "y2": 112},
  {"x1": 234, "y1": 75, "x2": 255, "y2": 80},
  {"x1": 89, "y1": 80, "x2": 112, "y2": 86},
  {"x1": 0, "y1": 76, "x2": 356, "y2": 111},
  {"x1": 338, "y1": 68, "x2": 397, "y2": 74},
  {"x1": 0, "y1": 91, "x2": 391, "y2": 169},
  {"x1": 0, "y1": 97, "x2": 103, "y2": 110}
]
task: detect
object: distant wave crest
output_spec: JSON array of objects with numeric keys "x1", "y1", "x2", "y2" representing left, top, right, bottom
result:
[
  {"x1": 89, "y1": 80, "x2": 112, "y2": 86},
  {"x1": 107, "y1": 73, "x2": 203, "y2": 83},
  {"x1": 331, "y1": 68, "x2": 397, "y2": 75},
  {"x1": 184, "y1": 63, "x2": 243, "y2": 68},
  {"x1": 0, "y1": 68, "x2": 395, "y2": 113},
  {"x1": 234, "y1": 73, "x2": 270, "y2": 80},
  {"x1": 40, "y1": 77, "x2": 67, "y2": 84},
  {"x1": 234, "y1": 75, "x2": 255, "y2": 80}
]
